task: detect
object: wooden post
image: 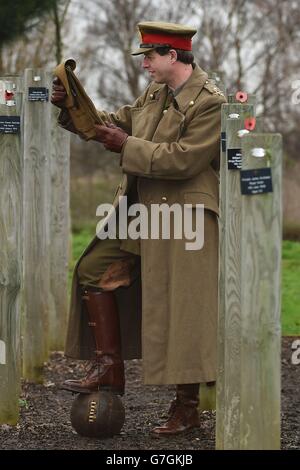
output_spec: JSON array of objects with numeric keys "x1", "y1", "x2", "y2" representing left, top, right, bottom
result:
[
  {"x1": 216, "y1": 103, "x2": 254, "y2": 448},
  {"x1": 49, "y1": 106, "x2": 70, "y2": 351},
  {"x1": 22, "y1": 69, "x2": 52, "y2": 382},
  {"x1": 200, "y1": 103, "x2": 256, "y2": 415},
  {"x1": 199, "y1": 383, "x2": 216, "y2": 412},
  {"x1": 239, "y1": 133, "x2": 282, "y2": 449},
  {"x1": 227, "y1": 93, "x2": 257, "y2": 114},
  {"x1": 216, "y1": 98, "x2": 282, "y2": 449},
  {"x1": 0, "y1": 76, "x2": 23, "y2": 423},
  {"x1": 208, "y1": 71, "x2": 226, "y2": 94}
]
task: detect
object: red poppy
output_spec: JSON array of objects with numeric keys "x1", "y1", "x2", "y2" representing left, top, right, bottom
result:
[
  {"x1": 244, "y1": 117, "x2": 256, "y2": 131},
  {"x1": 5, "y1": 90, "x2": 14, "y2": 100},
  {"x1": 235, "y1": 91, "x2": 248, "y2": 103}
]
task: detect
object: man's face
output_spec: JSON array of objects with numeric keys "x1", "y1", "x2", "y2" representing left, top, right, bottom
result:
[{"x1": 142, "y1": 50, "x2": 173, "y2": 84}]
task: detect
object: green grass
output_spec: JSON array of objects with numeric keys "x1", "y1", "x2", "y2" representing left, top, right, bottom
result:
[
  {"x1": 72, "y1": 227, "x2": 95, "y2": 261},
  {"x1": 69, "y1": 226, "x2": 95, "y2": 290},
  {"x1": 70, "y1": 235, "x2": 300, "y2": 335},
  {"x1": 282, "y1": 240, "x2": 300, "y2": 335}
]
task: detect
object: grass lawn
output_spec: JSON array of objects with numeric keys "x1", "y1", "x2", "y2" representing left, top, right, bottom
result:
[
  {"x1": 68, "y1": 227, "x2": 95, "y2": 289},
  {"x1": 70, "y1": 232, "x2": 300, "y2": 336},
  {"x1": 281, "y1": 241, "x2": 300, "y2": 335}
]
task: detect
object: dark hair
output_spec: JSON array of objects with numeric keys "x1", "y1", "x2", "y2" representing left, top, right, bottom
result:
[{"x1": 155, "y1": 46, "x2": 194, "y2": 65}]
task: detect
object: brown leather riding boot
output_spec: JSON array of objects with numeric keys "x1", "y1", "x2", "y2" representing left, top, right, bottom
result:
[
  {"x1": 151, "y1": 384, "x2": 200, "y2": 437},
  {"x1": 62, "y1": 289, "x2": 125, "y2": 395}
]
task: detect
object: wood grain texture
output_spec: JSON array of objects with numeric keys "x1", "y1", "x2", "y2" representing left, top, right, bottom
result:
[
  {"x1": 216, "y1": 103, "x2": 254, "y2": 449},
  {"x1": 240, "y1": 134, "x2": 282, "y2": 449},
  {"x1": 223, "y1": 116, "x2": 244, "y2": 449},
  {"x1": 227, "y1": 94, "x2": 257, "y2": 114},
  {"x1": 22, "y1": 69, "x2": 52, "y2": 382},
  {"x1": 49, "y1": 106, "x2": 70, "y2": 350},
  {"x1": 199, "y1": 383, "x2": 216, "y2": 412},
  {"x1": 0, "y1": 78, "x2": 23, "y2": 423}
]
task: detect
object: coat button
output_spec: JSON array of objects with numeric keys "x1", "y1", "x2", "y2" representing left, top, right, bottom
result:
[
  {"x1": 163, "y1": 109, "x2": 168, "y2": 114},
  {"x1": 189, "y1": 100, "x2": 194, "y2": 106},
  {"x1": 161, "y1": 196, "x2": 167, "y2": 201}
]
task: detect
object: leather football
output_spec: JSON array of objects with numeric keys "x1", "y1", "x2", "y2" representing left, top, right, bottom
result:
[{"x1": 70, "y1": 391, "x2": 125, "y2": 438}]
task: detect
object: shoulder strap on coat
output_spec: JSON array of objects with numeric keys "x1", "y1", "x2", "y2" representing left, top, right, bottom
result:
[{"x1": 203, "y1": 79, "x2": 225, "y2": 97}]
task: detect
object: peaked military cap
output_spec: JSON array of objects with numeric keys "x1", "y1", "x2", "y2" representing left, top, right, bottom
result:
[{"x1": 131, "y1": 21, "x2": 197, "y2": 55}]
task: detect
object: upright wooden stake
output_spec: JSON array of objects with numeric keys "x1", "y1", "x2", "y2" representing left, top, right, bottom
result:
[
  {"x1": 22, "y1": 69, "x2": 52, "y2": 382},
  {"x1": 239, "y1": 133, "x2": 282, "y2": 449},
  {"x1": 216, "y1": 103, "x2": 254, "y2": 448},
  {"x1": 49, "y1": 106, "x2": 70, "y2": 351},
  {"x1": 0, "y1": 77, "x2": 23, "y2": 423}
]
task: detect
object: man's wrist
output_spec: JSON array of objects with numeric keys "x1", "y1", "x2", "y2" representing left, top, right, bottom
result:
[{"x1": 120, "y1": 136, "x2": 129, "y2": 164}]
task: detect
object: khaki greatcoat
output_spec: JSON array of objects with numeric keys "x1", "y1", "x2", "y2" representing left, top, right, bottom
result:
[{"x1": 63, "y1": 65, "x2": 226, "y2": 384}]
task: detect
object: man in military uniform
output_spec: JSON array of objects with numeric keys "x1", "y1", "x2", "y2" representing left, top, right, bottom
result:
[{"x1": 51, "y1": 21, "x2": 226, "y2": 437}]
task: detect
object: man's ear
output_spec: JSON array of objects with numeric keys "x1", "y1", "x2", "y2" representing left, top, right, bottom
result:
[{"x1": 169, "y1": 49, "x2": 178, "y2": 64}]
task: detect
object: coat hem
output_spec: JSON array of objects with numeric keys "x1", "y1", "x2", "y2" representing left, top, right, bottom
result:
[{"x1": 143, "y1": 369, "x2": 216, "y2": 385}]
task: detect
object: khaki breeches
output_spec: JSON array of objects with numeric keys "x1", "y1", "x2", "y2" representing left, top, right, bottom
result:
[{"x1": 77, "y1": 236, "x2": 139, "y2": 291}]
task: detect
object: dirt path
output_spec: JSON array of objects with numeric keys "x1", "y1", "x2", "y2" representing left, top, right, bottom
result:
[{"x1": 0, "y1": 337, "x2": 299, "y2": 450}]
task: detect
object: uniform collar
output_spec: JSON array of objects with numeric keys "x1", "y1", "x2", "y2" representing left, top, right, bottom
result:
[
  {"x1": 168, "y1": 79, "x2": 188, "y2": 97},
  {"x1": 171, "y1": 64, "x2": 208, "y2": 113},
  {"x1": 149, "y1": 64, "x2": 208, "y2": 112}
]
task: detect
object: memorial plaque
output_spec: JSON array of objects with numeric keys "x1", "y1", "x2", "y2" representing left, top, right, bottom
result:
[
  {"x1": 240, "y1": 167, "x2": 273, "y2": 195},
  {"x1": 0, "y1": 115, "x2": 21, "y2": 134},
  {"x1": 28, "y1": 87, "x2": 49, "y2": 102},
  {"x1": 227, "y1": 148, "x2": 242, "y2": 170}
]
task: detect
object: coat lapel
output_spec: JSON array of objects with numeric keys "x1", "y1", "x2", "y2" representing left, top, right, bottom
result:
[
  {"x1": 174, "y1": 65, "x2": 208, "y2": 114},
  {"x1": 130, "y1": 85, "x2": 168, "y2": 140}
]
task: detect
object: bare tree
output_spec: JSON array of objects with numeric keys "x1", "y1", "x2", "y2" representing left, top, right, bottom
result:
[
  {"x1": 78, "y1": 0, "x2": 198, "y2": 107},
  {"x1": 0, "y1": 0, "x2": 71, "y2": 74},
  {"x1": 52, "y1": 0, "x2": 72, "y2": 64},
  {"x1": 190, "y1": 0, "x2": 300, "y2": 161},
  {"x1": 2, "y1": 0, "x2": 299, "y2": 163}
]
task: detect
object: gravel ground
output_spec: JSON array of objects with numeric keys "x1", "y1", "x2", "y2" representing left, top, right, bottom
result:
[{"x1": 0, "y1": 337, "x2": 299, "y2": 450}]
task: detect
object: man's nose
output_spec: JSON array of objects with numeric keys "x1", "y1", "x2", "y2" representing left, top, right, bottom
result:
[{"x1": 142, "y1": 57, "x2": 149, "y2": 69}]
